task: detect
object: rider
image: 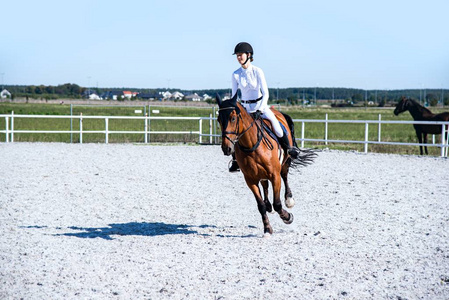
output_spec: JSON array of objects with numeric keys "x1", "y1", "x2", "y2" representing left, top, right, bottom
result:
[{"x1": 228, "y1": 42, "x2": 301, "y2": 172}]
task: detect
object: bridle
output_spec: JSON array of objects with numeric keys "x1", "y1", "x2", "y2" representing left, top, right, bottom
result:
[
  {"x1": 399, "y1": 98, "x2": 409, "y2": 112},
  {"x1": 395, "y1": 98, "x2": 408, "y2": 115},
  {"x1": 218, "y1": 106, "x2": 273, "y2": 153},
  {"x1": 218, "y1": 107, "x2": 255, "y2": 145}
]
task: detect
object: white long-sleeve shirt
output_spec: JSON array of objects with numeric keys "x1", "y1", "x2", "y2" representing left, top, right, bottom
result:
[{"x1": 231, "y1": 64, "x2": 269, "y2": 113}]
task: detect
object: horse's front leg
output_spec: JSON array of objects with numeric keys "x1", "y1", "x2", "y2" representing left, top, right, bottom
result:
[
  {"x1": 246, "y1": 181, "x2": 273, "y2": 235},
  {"x1": 271, "y1": 175, "x2": 294, "y2": 225},
  {"x1": 260, "y1": 179, "x2": 273, "y2": 213},
  {"x1": 281, "y1": 162, "x2": 294, "y2": 208},
  {"x1": 416, "y1": 130, "x2": 424, "y2": 155}
]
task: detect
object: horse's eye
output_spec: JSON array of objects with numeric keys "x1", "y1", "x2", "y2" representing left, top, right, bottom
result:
[{"x1": 231, "y1": 116, "x2": 236, "y2": 123}]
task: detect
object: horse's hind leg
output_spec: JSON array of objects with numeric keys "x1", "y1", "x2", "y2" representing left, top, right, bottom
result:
[
  {"x1": 423, "y1": 133, "x2": 429, "y2": 155},
  {"x1": 272, "y1": 175, "x2": 294, "y2": 225},
  {"x1": 281, "y1": 161, "x2": 294, "y2": 208},
  {"x1": 260, "y1": 180, "x2": 273, "y2": 213},
  {"x1": 247, "y1": 182, "x2": 273, "y2": 235}
]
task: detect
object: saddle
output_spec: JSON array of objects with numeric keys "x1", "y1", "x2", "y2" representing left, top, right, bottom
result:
[
  {"x1": 250, "y1": 108, "x2": 290, "y2": 162},
  {"x1": 251, "y1": 108, "x2": 290, "y2": 138}
]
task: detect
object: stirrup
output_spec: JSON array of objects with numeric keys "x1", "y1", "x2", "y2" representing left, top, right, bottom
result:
[{"x1": 228, "y1": 160, "x2": 240, "y2": 173}]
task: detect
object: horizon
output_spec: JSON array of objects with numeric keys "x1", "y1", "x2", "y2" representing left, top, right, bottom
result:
[{"x1": 3, "y1": 83, "x2": 448, "y2": 92}]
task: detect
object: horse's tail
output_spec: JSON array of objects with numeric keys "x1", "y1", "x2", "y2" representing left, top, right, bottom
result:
[
  {"x1": 281, "y1": 111, "x2": 317, "y2": 168},
  {"x1": 281, "y1": 112, "x2": 298, "y2": 147}
]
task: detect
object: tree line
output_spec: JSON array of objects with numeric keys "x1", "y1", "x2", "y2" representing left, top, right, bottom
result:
[{"x1": 3, "y1": 83, "x2": 448, "y2": 106}]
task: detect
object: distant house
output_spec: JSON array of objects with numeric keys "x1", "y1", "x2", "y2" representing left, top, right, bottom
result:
[
  {"x1": 83, "y1": 90, "x2": 99, "y2": 99},
  {"x1": 202, "y1": 93, "x2": 212, "y2": 101},
  {"x1": 171, "y1": 91, "x2": 184, "y2": 100},
  {"x1": 161, "y1": 91, "x2": 172, "y2": 99},
  {"x1": 123, "y1": 91, "x2": 139, "y2": 99},
  {"x1": 160, "y1": 91, "x2": 185, "y2": 100},
  {"x1": 185, "y1": 93, "x2": 202, "y2": 101},
  {"x1": 1, "y1": 89, "x2": 11, "y2": 99},
  {"x1": 139, "y1": 93, "x2": 162, "y2": 101},
  {"x1": 100, "y1": 91, "x2": 123, "y2": 100},
  {"x1": 223, "y1": 93, "x2": 231, "y2": 100},
  {"x1": 89, "y1": 93, "x2": 102, "y2": 100}
]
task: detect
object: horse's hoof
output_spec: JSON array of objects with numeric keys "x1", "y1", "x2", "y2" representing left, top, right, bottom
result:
[
  {"x1": 283, "y1": 213, "x2": 294, "y2": 224},
  {"x1": 263, "y1": 232, "x2": 272, "y2": 239},
  {"x1": 285, "y1": 197, "x2": 295, "y2": 208},
  {"x1": 264, "y1": 227, "x2": 273, "y2": 235}
]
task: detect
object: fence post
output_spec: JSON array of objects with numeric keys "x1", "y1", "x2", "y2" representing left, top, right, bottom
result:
[
  {"x1": 209, "y1": 114, "x2": 212, "y2": 144},
  {"x1": 213, "y1": 107, "x2": 217, "y2": 144},
  {"x1": 325, "y1": 113, "x2": 328, "y2": 145},
  {"x1": 80, "y1": 113, "x2": 83, "y2": 144},
  {"x1": 144, "y1": 114, "x2": 148, "y2": 144},
  {"x1": 364, "y1": 122, "x2": 369, "y2": 153},
  {"x1": 199, "y1": 118, "x2": 202, "y2": 144},
  {"x1": 105, "y1": 117, "x2": 109, "y2": 144},
  {"x1": 11, "y1": 111, "x2": 14, "y2": 143},
  {"x1": 301, "y1": 121, "x2": 305, "y2": 148},
  {"x1": 441, "y1": 124, "x2": 446, "y2": 157},
  {"x1": 378, "y1": 114, "x2": 382, "y2": 142},
  {"x1": 70, "y1": 104, "x2": 73, "y2": 143},
  {"x1": 148, "y1": 109, "x2": 151, "y2": 143},
  {"x1": 5, "y1": 116, "x2": 9, "y2": 143}
]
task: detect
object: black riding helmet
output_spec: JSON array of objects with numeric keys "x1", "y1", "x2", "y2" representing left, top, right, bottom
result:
[
  {"x1": 233, "y1": 42, "x2": 254, "y2": 56},
  {"x1": 233, "y1": 42, "x2": 253, "y2": 65}
]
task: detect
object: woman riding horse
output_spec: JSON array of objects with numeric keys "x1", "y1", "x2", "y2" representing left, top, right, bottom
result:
[
  {"x1": 216, "y1": 43, "x2": 316, "y2": 235},
  {"x1": 228, "y1": 42, "x2": 300, "y2": 172}
]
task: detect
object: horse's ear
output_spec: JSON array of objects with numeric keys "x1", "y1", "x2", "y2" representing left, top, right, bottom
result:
[
  {"x1": 230, "y1": 93, "x2": 238, "y2": 106},
  {"x1": 215, "y1": 93, "x2": 222, "y2": 107}
]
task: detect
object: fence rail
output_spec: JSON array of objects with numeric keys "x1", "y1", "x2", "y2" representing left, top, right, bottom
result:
[
  {"x1": 294, "y1": 117, "x2": 449, "y2": 157},
  {"x1": 1, "y1": 113, "x2": 448, "y2": 157}
]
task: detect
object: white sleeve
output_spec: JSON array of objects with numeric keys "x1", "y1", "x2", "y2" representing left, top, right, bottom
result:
[
  {"x1": 231, "y1": 73, "x2": 238, "y2": 98},
  {"x1": 258, "y1": 68, "x2": 269, "y2": 107}
]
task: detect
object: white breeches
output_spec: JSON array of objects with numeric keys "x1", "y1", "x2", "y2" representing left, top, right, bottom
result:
[{"x1": 261, "y1": 108, "x2": 284, "y2": 137}]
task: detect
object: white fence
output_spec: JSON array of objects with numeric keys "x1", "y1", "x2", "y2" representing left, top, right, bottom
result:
[
  {"x1": 294, "y1": 117, "x2": 449, "y2": 157},
  {"x1": 1, "y1": 113, "x2": 448, "y2": 157},
  {"x1": 0, "y1": 113, "x2": 214, "y2": 144}
]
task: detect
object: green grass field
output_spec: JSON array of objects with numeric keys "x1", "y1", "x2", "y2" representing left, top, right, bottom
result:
[{"x1": 1, "y1": 102, "x2": 448, "y2": 156}]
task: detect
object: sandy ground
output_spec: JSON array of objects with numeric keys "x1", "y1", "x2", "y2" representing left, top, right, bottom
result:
[{"x1": 1, "y1": 143, "x2": 448, "y2": 299}]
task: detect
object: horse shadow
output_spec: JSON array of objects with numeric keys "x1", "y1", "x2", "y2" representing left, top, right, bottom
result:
[
  {"x1": 53, "y1": 222, "x2": 213, "y2": 240},
  {"x1": 21, "y1": 222, "x2": 262, "y2": 240}
]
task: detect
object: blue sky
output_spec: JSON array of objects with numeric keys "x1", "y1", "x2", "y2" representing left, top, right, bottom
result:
[{"x1": 1, "y1": 0, "x2": 448, "y2": 90}]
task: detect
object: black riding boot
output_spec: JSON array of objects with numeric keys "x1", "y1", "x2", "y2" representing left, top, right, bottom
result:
[
  {"x1": 228, "y1": 153, "x2": 240, "y2": 173},
  {"x1": 279, "y1": 133, "x2": 300, "y2": 159}
]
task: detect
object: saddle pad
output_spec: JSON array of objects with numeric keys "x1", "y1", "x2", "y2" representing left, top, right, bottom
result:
[{"x1": 261, "y1": 120, "x2": 286, "y2": 163}]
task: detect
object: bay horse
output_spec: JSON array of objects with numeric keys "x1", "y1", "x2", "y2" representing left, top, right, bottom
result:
[
  {"x1": 216, "y1": 93, "x2": 316, "y2": 236},
  {"x1": 394, "y1": 96, "x2": 449, "y2": 155}
]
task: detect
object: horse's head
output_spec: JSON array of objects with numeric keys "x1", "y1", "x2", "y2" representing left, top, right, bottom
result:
[
  {"x1": 216, "y1": 93, "x2": 241, "y2": 156},
  {"x1": 394, "y1": 96, "x2": 409, "y2": 116}
]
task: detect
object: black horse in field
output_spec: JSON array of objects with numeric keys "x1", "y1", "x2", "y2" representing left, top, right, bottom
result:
[{"x1": 394, "y1": 97, "x2": 449, "y2": 155}]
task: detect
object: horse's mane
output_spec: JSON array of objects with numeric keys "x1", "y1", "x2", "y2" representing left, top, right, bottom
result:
[{"x1": 408, "y1": 98, "x2": 433, "y2": 114}]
